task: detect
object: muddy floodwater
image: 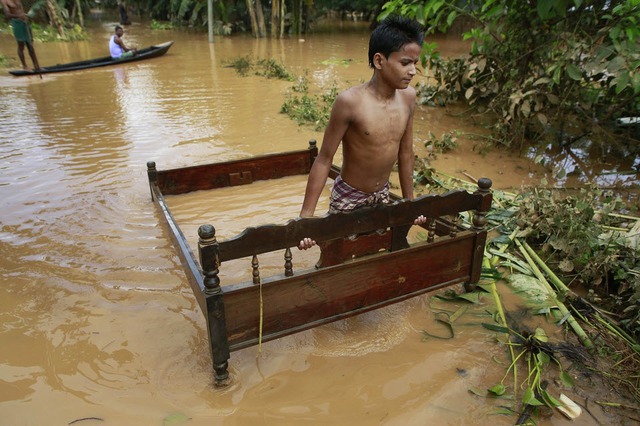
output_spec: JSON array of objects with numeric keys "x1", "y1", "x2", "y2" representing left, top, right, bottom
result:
[{"x1": 1, "y1": 15, "x2": 634, "y2": 426}]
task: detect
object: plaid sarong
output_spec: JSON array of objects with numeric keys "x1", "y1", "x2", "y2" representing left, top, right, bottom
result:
[
  {"x1": 329, "y1": 175, "x2": 390, "y2": 213},
  {"x1": 11, "y1": 19, "x2": 33, "y2": 44}
]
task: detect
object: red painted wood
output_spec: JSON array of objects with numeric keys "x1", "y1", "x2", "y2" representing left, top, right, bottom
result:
[
  {"x1": 147, "y1": 147, "x2": 492, "y2": 385},
  {"x1": 217, "y1": 190, "x2": 485, "y2": 261},
  {"x1": 317, "y1": 231, "x2": 393, "y2": 267},
  {"x1": 222, "y1": 234, "x2": 477, "y2": 351},
  {"x1": 156, "y1": 147, "x2": 317, "y2": 195}
]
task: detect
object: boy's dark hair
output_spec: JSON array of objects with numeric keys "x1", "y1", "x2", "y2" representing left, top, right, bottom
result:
[
  {"x1": 368, "y1": 15, "x2": 424, "y2": 68},
  {"x1": 115, "y1": 25, "x2": 123, "y2": 32}
]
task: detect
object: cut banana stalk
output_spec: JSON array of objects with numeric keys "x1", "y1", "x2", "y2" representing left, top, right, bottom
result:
[{"x1": 557, "y1": 393, "x2": 582, "y2": 419}]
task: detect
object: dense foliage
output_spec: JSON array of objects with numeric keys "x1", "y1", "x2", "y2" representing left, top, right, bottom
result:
[
  {"x1": 9, "y1": 0, "x2": 92, "y2": 40},
  {"x1": 381, "y1": 0, "x2": 640, "y2": 152},
  {"x1": 382, "y1": 0, "x2": 640, "y2": 341},
  {"x1": 108, "y1": 0, "x2": 383, "y2": 35},
  {"x1": 7, "y1": 0, "x2": 384, "y2": 38},
  {"x1": 225, "y1": 56, "x2": 339, "y2": 129},
  {"x1": 510, "y1": 187, "x2": 640, "y2": 340}
]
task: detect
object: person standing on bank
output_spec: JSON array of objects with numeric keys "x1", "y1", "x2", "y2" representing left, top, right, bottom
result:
[
  {"x1": 1, "y1": 0, "x2": 41, "y2": 71},
  {"x1": 109, "y1": 25, "x2": 136, "y2": 59},
  {"x1": 298, "y1": 15, "x2": 426, "y2": 250},
  {"x1": 118, "y1": 1, "x2": 131, "y2": 25}
]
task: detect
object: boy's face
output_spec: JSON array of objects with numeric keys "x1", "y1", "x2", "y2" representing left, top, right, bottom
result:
[{"x1": 375, "y1": 42, "x2": 421, "y2": 89}]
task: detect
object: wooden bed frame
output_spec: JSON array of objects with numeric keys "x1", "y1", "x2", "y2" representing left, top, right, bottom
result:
[{"x1": 146, "y1": 140, "x2": 492, "y2": 386}]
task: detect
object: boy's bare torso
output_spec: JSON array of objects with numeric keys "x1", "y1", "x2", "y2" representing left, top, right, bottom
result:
[
  {"x1": 339, "y1": 83, "x2": 413, "y2": 193},
  {"x1": 1, "y1": 0, "x2": 25, "y2": 17}
]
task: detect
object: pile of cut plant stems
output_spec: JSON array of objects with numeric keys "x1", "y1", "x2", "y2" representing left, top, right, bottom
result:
[{"x1": 416, "y1": 170, "x2": 640, "y2": 424}]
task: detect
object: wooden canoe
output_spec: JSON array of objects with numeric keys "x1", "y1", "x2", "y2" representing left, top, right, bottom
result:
[{"x1": 8, "y1": 41, "x2": 174, "y2": 77}]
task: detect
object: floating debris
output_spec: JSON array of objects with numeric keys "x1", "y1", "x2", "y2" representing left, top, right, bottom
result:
[{"x1": 557, "y1": 393, "x2": 582, "y2": 419}]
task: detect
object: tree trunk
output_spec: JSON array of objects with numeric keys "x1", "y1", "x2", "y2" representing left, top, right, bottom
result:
[
  {"x1": 45, "y1": 0, "x2": 65, "y2": 36},
  {"x1": 280, "y1": 0, "x2": 285, "y2": 36},
  {"x1": 302, "y1": 0, "x2": 308, "y2": 33},
  {"x1": 255, "y1": 0, "x2": 266, "y2": 37},
  {"x1": 245, "y1": 0, "x2": 259, "y2": 38},
  {"x1": 291, "y1": 0, "x2": 300, "y2": 35},
  {"x1": 298, "y1": 0, "x2": 304, "y2": 34},
  {"x1": 75, "y1": 0, "x2": 84, "y2": 27},
  {"x1": 270, "y1": 0, "x2": 279, "y2": 38}
]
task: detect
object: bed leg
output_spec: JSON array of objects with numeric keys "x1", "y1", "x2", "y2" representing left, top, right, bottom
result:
[
  {"x1": 146, "y1": 161, "x2": 157, "y2": 202},
  {"x1": 198, "y1": 224, "x2": 231, "y2": 387},
  {"x1": 466, "y1": 178, "x2": 493, "y2": 292}
]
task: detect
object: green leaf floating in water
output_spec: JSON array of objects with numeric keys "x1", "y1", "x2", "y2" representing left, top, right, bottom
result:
[
  {"x1": 534, "y1": 327, "x2": 549, "y2": 343},
  {"x1": 320, "y1": 57, "x2": 353, "y2": 67},
  {"x1": 488, "y1": 384, "x2": 507, "y2": 396},
  {"x1": 163, "y1": 413, "x2": 191, "y2": 426},
  {"x1": 559, "y1": 371, "x2": 575, "y2": 388},
  {"x1": 507, "y1": 273, "x2": 554, "y2": 306},
  {"x1": 482, "y1": 322, "x2": 510, "y2": 334},
  {"x1": 522, "y1": 387, "x2": 545, "y2": 406}
]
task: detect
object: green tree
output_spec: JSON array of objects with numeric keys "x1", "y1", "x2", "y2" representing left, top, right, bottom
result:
[
  {"x1": 18, "y1": 0, "x2": 91, "y2": 38},
  {"x1": 103, "y1": 0, "x2": 379, "y2": 36},
  {"x1": 126, "y1": 0, "x2": 296, "y2": 37},
  {"x1": 381, "y1": 0, "x2": 640, "y2": 151}
]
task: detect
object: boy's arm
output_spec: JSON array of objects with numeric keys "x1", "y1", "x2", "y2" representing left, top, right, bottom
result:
[
  {"x1": 398, "y1": 88, "x2": 427, "y2": 226},
  {"x1": 299, "y1": 154, "x2": 332, "y2": 217},
  {"x1": 300, "y1": 93, "x2": 352, "y2": 217},
  {"x1": 397, "y1": 88, "x2": 417, "y2": 200}
]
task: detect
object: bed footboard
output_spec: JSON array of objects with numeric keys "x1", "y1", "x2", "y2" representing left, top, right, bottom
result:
[{"x1": 147, "y1": 142, "x2": 492, "y2": 386}]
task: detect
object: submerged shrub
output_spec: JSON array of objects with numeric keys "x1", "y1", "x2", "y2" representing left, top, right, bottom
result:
[
  {"x1": 281, "y1": 81, "x2": 338, "y2": 131},
  {"x1": 511, "y1": 187, "x2": 640, "y2": 339},
  {"x1": 226, "y1": 56, "x2": 293, "y2": 81},
  {"x1": 255, "y1": 58, "x2": 294, "y2": 81},
  {"x1": 226, "y1": 55, "x2": 252, "y2": 76},
  {"x1": 150, "y1": 19, "x2": 174, "y2": 30}
]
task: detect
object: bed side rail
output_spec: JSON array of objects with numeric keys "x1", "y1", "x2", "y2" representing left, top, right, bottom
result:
[{"x1": 149, "y1": 142, "x2": 318, "y2": 196}]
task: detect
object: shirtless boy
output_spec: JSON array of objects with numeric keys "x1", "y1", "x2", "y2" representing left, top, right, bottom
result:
[
  {"x1": 298, "y1": 15, "x2": 425, "y2": 249},
  {"x1": 1, "y1": 0, "x2": 41, "y2": 71}
]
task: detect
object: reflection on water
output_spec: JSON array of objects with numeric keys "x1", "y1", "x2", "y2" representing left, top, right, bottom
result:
[
  {"x1": 527, "y1": 141, "x2": 640, "y2": 190},
  {"x1": 0, "y1": 17, "x2": 627, "y2": 426}
]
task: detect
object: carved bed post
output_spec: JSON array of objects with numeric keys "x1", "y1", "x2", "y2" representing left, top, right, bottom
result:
[
  {"x1": 308, "y1": 139, "x2": 317, "y2": 169},
  {"x1": 472, "y1": 178, "x2": 492, "y2": 230},
  {"x1": 465, "y1": 177, "x2": 493, "y2": 292},
  {"x1": 146, "y1": 161, "x2": 157, "y2": 201},
  {"x1": 198, "y1": 224, "x2": 231, "y2": 386},
  {"x1": 284, "y1": 248, "x2": 294, "y2": 276}
]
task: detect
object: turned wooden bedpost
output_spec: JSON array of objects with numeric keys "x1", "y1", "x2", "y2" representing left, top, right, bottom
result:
[
  {"x1": 465, "y1": 177, "x2": 493, "y2": 292},
  {"x1": 146, "y1": 161, "x2": 157, "y2": 201},
  {"x1": 198, "y1": 224, "x2": 231, "y2": 386},
  {"x1": 252, "y1": 255, "x2": 260, "y2": 284},
  {"x1": 472, "y1": 178, "x2": 492, "y2": 231},
  {"x1": 307, "y1": 140, "x2": 318, "y2": 172},
  {"x1": 284, "y1": 248, "x2": 293, "y2": 276}
]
